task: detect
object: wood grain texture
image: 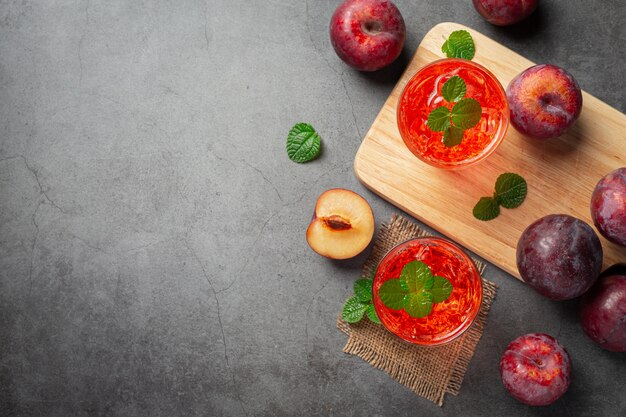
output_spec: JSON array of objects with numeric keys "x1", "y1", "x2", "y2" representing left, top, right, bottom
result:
[{"x1": 354, "y1": 22, "x2": 626, "y2": 281}]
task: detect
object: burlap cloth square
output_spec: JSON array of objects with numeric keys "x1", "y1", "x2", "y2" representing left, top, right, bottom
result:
[{"x1": 337, "y1": 214, "x2": 498, "y2": 406}]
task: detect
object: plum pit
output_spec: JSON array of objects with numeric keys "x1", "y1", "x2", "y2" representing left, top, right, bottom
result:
[{"x1": 322, "y1": 215, "x2": 352, "y2": 230}]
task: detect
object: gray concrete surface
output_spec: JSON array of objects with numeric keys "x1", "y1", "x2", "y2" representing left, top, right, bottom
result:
[{"x1": 0, "y1": 1, "x2": 624, "y2": 416}]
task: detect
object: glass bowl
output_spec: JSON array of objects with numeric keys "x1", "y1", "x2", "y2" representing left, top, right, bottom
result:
[
  {"x1": 397, "y1": 58, "x2": 509, "y2": 170},
  {"x1": 372, "y1": 237, "x2": 483, "y2": 346}
]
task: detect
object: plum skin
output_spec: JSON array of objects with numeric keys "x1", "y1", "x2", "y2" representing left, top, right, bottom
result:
[
  {"x1": 507, "y1": 64, "x2": 582, "y2": 139},
  {"x1": 590, "y1": 167, "x2": 626, "y2": 247},
  {"x1": 580, "y1": 273, "x2": 626, "y2": 352},
  {"x1": 329, "y1": 0, "x2": 406, "y2": 72},
  {"x1": 500, "y1": 333, "x2": 571, "y2": 406},
  {"x1": 472, "y1": 0, "x2": 539, "y2": 26},
  {"x1": 516, "y1": 214, "x2": 603, "y2": 300}
]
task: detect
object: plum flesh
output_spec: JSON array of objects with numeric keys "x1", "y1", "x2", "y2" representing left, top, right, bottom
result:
[{"x1": 516, "y1": 214, "x2": 602, "y2": 300}]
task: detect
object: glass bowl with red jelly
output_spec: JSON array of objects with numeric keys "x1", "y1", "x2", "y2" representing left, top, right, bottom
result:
[
  {"x1": 372, "y1": 237, "x2": 483, "y2": 346},
  {"x1": 397, "y1": 58, "x2": 509, "y2": 169}
]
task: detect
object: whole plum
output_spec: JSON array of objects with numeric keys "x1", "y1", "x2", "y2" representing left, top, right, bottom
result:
[
  {"x1": 516, "y1": 214, "x2": 603, "y2": 300},
  {"x1": 506, "y1": 64, "x2": 582, "y2": 139},
  {"x1": 472, "y1": 0, "x2": 539, "y2": 26},
  {"x1": 590, "y1": 167, "x2": 626, "y2": 246},
  {"x1": 580, "y1": 270, "x2": 626, "y2": 352},
  {"x1": 329, "y1": 0, "x2": 406, "y2": 72},
  {"x1": 500, "y1": 333, "x2": 571, "y2": 406}
]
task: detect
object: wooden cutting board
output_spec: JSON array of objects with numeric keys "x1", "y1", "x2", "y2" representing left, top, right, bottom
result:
[{"x1": 354, "y1": 22, "x2": 626, "y2": 281}]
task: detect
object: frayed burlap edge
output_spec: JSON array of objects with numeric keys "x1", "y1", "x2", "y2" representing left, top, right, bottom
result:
[{"x1": 337, "y1": 214, "x2": 498, "y2": 406}]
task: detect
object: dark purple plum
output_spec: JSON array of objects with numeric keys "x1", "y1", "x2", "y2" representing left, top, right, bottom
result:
[
  {"x1": 590, "y1": 167, "x2": 626, "y2": 247},
  {"x1": 500, "y1": 333, "x2": 571, "y2": 406},
  {"x1": 580, "y1": 271, "x2": 626, "y2": 352},
  {"x1": 516, "y1": 214, "x2": 603, "y2": 300}
]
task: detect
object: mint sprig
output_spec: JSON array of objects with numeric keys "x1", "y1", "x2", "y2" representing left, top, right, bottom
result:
[
  {"x1": 286, "y1": 123, "x2": 321, "y2": 163},
  {"x1": 441, "y1": 30, "x2": 475, "y2": 60},
  {"x1": 426, "y1": 76, "x2": 482, "y2": 147},
  {"x1": 473, "y1": 173, "x2": 528, "y2": 221},
  {"x1": 378, "y1": 261, "x2": 453, "y2": 319},
  {"x1": 342, "y1": 275, "x2": 381, "y2": 324}
]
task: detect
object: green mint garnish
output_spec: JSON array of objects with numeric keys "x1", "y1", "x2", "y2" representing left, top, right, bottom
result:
[
  {"x1": 342, "y1": 296, "x2": 369, "y2": 323},
  {"x1": 473, "y1": 173, "x2": 528, "y2": 221},
  {"x1": 286, "y1": 122, "x2": 321, "y2": 163},
  {"x1": 427, "y1": 106, "x2": 451, "y2": 132},
  {"x1": 451, "y1": 98, "x2": 482, "y2": 130},
  {"x1": 495, "y1": 173, "x2": 528, "y2": 209},
  {"x1": 378, "y1": 279, "x2": 406, "y2": 309},
  {"x1": 473, "y1": 197, "x2": 500, "y2": 221},
  {"x1": 342, "y1": 275, "x2": 380, "y2": 324},
  {"x1": 366, "y1": 304, "x2": 380, "y2": 323},
  {"x1": 405, "y1": 290, "x2": 434, "y2": 318},
  {"x1": 443, "y1": 125, "x2": 464, "y2": 147},
  {"x1": 354, "y1": 278, "x2": 373, "y2": 303},
  {"x1": 431, "y1": 276, "x2": 454, "y2": 303},
  {"x1": 441, "y1": 75, "x2": 467, "y2": 102},
  {"x1": 426, "y1": 76, "x2": 482, "y2": 147},
  {"x1": 400, "y1": 260, "x2": 434, "y2": 292},
  {"x1": 441, "y1": 30, "x2": 475, "y2": 60},
  {"x1": 378, "y1": 261, "x2": 453, "y2": 319}
]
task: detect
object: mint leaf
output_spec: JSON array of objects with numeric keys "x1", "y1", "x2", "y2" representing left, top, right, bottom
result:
[
  {"x1": 451, "y1": 98, "x2": 482, "y2": 130},
  {"x1": 431, "y1": 276, "x2": 453, "y2": 303},
  {"x1": 366, "y1": 303, "x2": 381, "y2": 324},
  {"x1": 342, "y1": 296, "x2": 368, "y2": 323},
  {"x1": 400, "y1": 261, "x2": 434, "y2": 293},
  {"x1": 343, "y1": 275, "x2": 379, "y2": 325},
  {"x1": 441, "y1": 30, "x2": 476, "y2": 60},
  {"x1": 441, "y1": 76, "x2": 466, "y2": 103},
  {"x1": 286, "y1": 123, "x2": 321, "y2": 163},
  {"x1": 378, "y1": 279, "x2": 407, "y2": 310},
  {"x1": 443, "y1": 125, "x2": 464, "y2": 147},
  {"x1": 404, "y1": 291, "x2": 433, "y2": 318},
  {"x1": 495, "y1": 173, "x2": 528, "y2": 209},
  {"x1": 473, "y1": 196, "x2": 500, "y2": 221},
  {"x1": 379, "y1": 261, "x2": 453, "y2": 318},
  {"x1": 427, "y1": 106, "x2": 451, "y2": 132},
  {"x1": 354, "y1": 278, "x2": 372, "y2": 303}
]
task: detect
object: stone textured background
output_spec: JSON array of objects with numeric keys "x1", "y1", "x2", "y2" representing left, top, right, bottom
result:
[{"x1": 0, "y1": 1, "x2": 624, "y2": 416}]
